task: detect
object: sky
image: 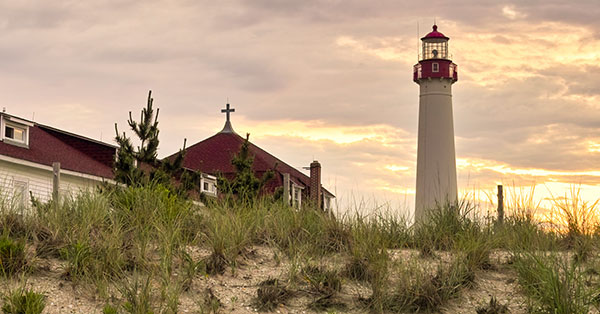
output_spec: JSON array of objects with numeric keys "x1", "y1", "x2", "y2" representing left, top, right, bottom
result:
[{"x1": 1, "y1": 0, "x2": 600, "y2": 216}]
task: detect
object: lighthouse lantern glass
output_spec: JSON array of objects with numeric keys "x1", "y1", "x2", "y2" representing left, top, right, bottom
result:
[{"x1": 422, "y1": 39, "x2": 448, "y2": 60}]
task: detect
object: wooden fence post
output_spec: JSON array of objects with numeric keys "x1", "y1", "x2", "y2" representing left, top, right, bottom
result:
[
  {"x1": 497, "y1": 184, "x2": 504, "y2": 224},
  {"x1": 283, "y1": 173, "x2": 290, "y2": 206},
  {"x1": 52, "y1": 162, "x2": 61, "y2": 202}
]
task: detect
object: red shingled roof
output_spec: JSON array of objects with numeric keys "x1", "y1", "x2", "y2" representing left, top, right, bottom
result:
[
  {"x1": 170, "y1": 131, "x2": 333, "y2": 196},
  {"x1": 0, "y1": 114, "x2": 115, "y2": 179}
]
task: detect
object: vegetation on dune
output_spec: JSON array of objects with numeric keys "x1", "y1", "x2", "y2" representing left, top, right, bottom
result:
[
  {"x1": 1, "y1": 182, "x2": 600, "y2": 312},
  {"x1": 1, "y1": 286, "x2": 45, "y2": 314}
]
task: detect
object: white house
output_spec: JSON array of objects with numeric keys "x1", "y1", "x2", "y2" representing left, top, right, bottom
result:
[{"x1": 0, "y1": 113, "x2": 117, "y2": 209}]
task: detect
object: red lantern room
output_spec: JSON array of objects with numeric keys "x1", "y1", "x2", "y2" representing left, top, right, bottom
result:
[{"x1": 413, "y1": 25, "x2": 458, "y2": 83}]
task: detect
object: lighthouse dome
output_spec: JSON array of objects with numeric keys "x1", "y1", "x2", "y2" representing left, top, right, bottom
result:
[{"x1": 421, "y1": 25, "x2": 449, "y2": 40}]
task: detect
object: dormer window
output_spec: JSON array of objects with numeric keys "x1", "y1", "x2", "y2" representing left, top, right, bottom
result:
[
  {"x1": 1, "y1": 115, "x2": 32, "y2": 148},
  {"x1": 5, "y1": 125, "x2": 25, "y2": 142}
]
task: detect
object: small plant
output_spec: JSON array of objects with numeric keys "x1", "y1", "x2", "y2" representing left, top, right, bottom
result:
[
  {"x1": 301, "y1": 265, "x2": 342, "y2": 295},
  {"x1": 103, "y1": 304, "x2": 119, "y2": 314},
  {"x1": 455, "y1": 229, "x2": 494, "y2": 271},
  {"x1": 476, "y1": 296, "x2": 509, "y2": 314},
  {"x1": 0, "y1": 235, "x2": 27, "y2": 277},
  {"x1": 308, "y1": 294, "x2": 347, "y2": 312},
  {"x1": 1, "y1": 288, "x2": 46, "y2": 314},
  {"x1": 254, "y1": 278, "x2": 292, "y2": 311},
  {"x1": 59, "y1": 240, "x2": 94, "y2": 280},
  {"x1": 381, "y1": 257, "x2": 474, "y2": 312},
  {"x1": 573, "y1": 235, "x2": 595, "y2": 263},
  {"x1": 118, "y1": 273, "x2": 154, "y2": 314},
  {"x1": 202, "y1": 288, "x2": 221, "y2": 314}
]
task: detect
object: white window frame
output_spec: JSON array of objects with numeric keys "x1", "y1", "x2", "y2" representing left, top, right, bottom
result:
[
  {"x1": 1, "y1": 115, "x2": 32, "y2": 148},
  {"x1": 13, "y1": 178, "x2": 29, "y2": 209},
  {"x1": 200, "y1": 174, "x2": 218, "y2": 196},
  {"x1": 432, "y1": 63, "x2": 439, "y2": 73},
  {"x1": 292, "y1": 184, "x2": 303, "y2": 209}
]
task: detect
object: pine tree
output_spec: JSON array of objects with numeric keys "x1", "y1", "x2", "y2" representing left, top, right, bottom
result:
[
  {"x1": 114, "y1": 90, "x2": 187, "y2": 189},
  {"x1": 217, "y1": 133, "x2": 275, "y2": 205}
]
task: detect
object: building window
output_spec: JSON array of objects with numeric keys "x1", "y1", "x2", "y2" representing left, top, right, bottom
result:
[
  {"x1": 203, "y1": 182, "x2": 209, "y2": 191},
  {"x1": 13, "y1": 179, "x2": 29, "y2": 208},
  {"x1": 432, "y1": 63, "x2": 439, "y2": 72},
  {"x1": 5, "y1": 125, "x2": 26, "y2": 142},
  {"x1": 2, "y1": 120, "x2": 29, "y2": 147}
]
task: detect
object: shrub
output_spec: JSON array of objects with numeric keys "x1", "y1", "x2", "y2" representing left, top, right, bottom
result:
[{"x1": 1, "y1": 288, "x2": 46, "y2": 314}]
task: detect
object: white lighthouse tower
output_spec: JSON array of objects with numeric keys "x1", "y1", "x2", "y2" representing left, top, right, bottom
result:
[{"x1": 414, "y1": 24, "x2": 458, "y2": 222}]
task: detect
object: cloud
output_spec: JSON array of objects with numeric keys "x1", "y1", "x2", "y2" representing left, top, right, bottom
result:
[{"x1": 1, "y1": 0, "x2": 600, "y2": 212}]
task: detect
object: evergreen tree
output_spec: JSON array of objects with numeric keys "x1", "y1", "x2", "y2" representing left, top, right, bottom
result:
[
  {"x1": 114, "y1": 90, "x2": 188, "y2": 190},
  {"x1": 217, "y1": 133, "x2": 275, "y2": 205}
]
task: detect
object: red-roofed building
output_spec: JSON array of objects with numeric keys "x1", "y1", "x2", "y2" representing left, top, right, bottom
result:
[
  {"x1": 0, "y1": 112, "x2": 116, "y2": 208},
  {"x1": 167, "y1": 104, "x2": 335, "y2": 210}
]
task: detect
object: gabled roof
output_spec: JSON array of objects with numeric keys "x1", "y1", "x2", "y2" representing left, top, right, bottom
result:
[
  {"x1": 0, "y1": 113, "x2": 115, "y2": 179},
  {"x1": 168, "y1": 130, "x2": 334, "y2": 197}
]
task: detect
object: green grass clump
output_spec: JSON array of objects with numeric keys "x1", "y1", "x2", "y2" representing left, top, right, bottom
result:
[
  {"x1": 383, "y1": 258, "x2": 474, "y2": 313},
  {"x1": 301, "y1": 265, "x2": 342, "y2": 295},
  {"x1": 412, "y1": 201, "x2": 478, "y2": 251},
  {"x1": 513, "y1": 252, "x2": 595, "y2": 313},
  {"x1": 254, "y1": 278, "x2": 292, "y2": 311},
  {"x1": 494, "y1": 216, "x2": 559, "y2": 251},
  {"x1": 202, "y1": 208, "x2": 255, "y2": 275},
  {"x1": 0, "y1": 236, "x2": 27, "y2": 277},
  {"x1": 118, "y1": 272, "x2": 154, "y2": 314},
  {"x1": 102, "y1": 304, "x2": 119, "y2": 314},
  {"x1": 476, "y1": 296, "x2": 509, "y2": 314},
  {"x1": 1, "y1": 288, "x2": 46, "y2": 314}
]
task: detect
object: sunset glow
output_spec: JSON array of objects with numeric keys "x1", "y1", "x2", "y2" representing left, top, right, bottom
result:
[{"x1": 1, "y1": 1, "x2": 599, "y2": 216}]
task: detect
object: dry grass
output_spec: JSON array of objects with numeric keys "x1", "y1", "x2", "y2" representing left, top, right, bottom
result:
[{"x1": 0, "y1": 183, "x2": 599, "y2": 313}]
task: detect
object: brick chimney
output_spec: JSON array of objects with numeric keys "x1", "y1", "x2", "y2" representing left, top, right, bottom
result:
[{"x1": 310, "y1": 160, "x2": 322, "y2": 209}]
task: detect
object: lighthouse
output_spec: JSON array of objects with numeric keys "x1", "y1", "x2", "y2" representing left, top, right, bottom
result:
[{"x1": 413, "y1": 24, "x2": 458, "y2": 222}]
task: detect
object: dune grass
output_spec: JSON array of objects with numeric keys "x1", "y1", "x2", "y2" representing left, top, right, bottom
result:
[{"x1": 0, "y1": 182, "x2": 599, "y2": 312}]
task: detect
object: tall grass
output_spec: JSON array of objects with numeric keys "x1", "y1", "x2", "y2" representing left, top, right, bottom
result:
[
  {"x1": 549, "y1": 186, "x2": 600, "y2": 243},
  {"x1": 1, "y1": 181, "x2": 599, "y2": 312},
  {"x1": 513, "y1": 252, "x2": 597, "y2": 313}
]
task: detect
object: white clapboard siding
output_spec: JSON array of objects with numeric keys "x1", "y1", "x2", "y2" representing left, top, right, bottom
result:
[{"x1": 0, "y1": 159, "x2": 111, "y2": 208}]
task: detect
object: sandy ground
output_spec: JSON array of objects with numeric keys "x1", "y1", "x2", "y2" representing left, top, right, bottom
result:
[{"x1": 1, "y1": 246, "x2": 529, "y2": 313}]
